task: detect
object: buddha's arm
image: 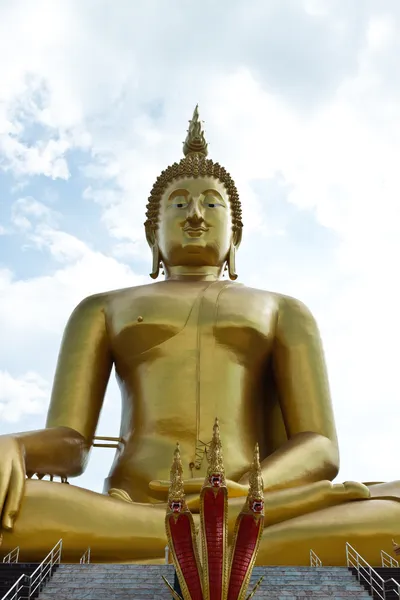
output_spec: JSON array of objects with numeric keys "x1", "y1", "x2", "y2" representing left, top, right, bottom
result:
[
  {"x1": 17, "y1": 294, "x2": 113, "y2": 477},
  {"x1": 257, "y1": 296, "x2": 339, "y2": 491}
]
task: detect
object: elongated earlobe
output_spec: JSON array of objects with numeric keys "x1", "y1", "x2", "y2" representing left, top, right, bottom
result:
[
  {"x1": 227, "y1": 244, "x2": 238, "y2": 280},
  {"x1": 150, "y1": 244, "x2": 161, "y2": 279},
  {"x1": 145, "y1": 223, "x2": 161, "y2": 280}
]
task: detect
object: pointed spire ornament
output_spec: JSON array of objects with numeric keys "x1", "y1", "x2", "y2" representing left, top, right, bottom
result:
[
  {"x1": 247, "y1": 444, "x2": 264, "y2": 509},
  {"x1": 168, "y1": 443, "x2": 186, "y2": 513},
  {"x1": 206, "y1": 418, "x2": 226, "y2": 485},
  {"x1": 183, "y1": 105, "x2": 209, "y2": 158}
]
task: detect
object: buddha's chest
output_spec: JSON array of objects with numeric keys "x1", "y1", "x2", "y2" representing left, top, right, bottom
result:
[{"x1": 107, "y1": 282, "x2": 276, "y2": 364}]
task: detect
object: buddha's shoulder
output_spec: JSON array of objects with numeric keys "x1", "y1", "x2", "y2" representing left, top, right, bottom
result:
[
  {"x1": 230, "y1": 284, "x2": 313, "y2": 315},
  {"x1": 71, "y1": 284, "x2": 154, "y2": 314},
  {"x1": 72, "y1": 283, "x2": 314, "y2": 321}
]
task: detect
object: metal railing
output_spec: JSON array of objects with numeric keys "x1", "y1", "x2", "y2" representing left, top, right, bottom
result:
[
  {"x1": 28, "y1": 539, "x2": 62, "y2": 599},
  {"x1": 2, "y1": 547, "x2": 19, "y2": 564},
  {"x1": 385, "y1": 578, "x2": 400, "y2": 598},
  {"x1": 310, "y1": 549, "x2": 322, "y2": 567},
  {"x1": 79, "y1": 547, "x2": 91, "y2": 564},
  {"x1": 346, "y1": 542, "x2": 386, "y2": 599},
  {"x1": 0, "y1": 574, "x2": 29, "y2": 600},
  {"x1": 1, "y1": 539, "x2": 62, "y2": 600},
  {"x1": 382, "y1": 549, "x2": 399, "y2": 568}
]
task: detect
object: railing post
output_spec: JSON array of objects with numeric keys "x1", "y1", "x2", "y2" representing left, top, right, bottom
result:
[
  {"x1": 39, "y1": 561, "x2": 43, "y2": 592},
  {"x1": 24, "y1": 573, "x2": 29, "y2": 599}
]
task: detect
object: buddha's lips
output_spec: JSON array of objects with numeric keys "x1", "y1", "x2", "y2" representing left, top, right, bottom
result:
[
  {"x1": 183, "y1": 226, "x2": 209, "y2": 237},
  {"x1": 184, "y1": 229, "x2": 207, "y2": 237}
]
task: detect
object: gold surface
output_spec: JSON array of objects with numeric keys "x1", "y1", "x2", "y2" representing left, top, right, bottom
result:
[{"x1": 1, "y1": 107, "x2": 400, "y2": 565}]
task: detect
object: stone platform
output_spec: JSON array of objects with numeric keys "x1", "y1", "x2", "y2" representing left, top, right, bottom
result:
[{"x1": 36, "y1": 564, "x2": 372, "y2": 599}]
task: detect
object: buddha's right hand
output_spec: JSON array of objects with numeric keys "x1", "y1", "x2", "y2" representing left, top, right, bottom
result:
[
  {"x1": 149, "y1": 477, "x2": 248, "y2": 498},
  {"x1": 0, "y1": 436, "x2": 26, "y2": 530}
]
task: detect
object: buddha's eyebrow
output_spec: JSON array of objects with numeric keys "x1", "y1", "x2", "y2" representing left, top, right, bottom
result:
[
  {"x1": 202, "y1": 189, "x2": 226, "y2": 203},
  {"x1": 168, "y1": 189, "x2": 189, "y2": 201}
]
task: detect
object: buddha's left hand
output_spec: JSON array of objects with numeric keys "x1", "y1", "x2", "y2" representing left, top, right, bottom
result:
[{"x1": 149, "y1": 477, "x2": 248, "y2": 498}]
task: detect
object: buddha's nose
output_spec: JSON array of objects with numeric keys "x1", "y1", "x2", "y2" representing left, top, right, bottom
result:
[{"x1": 186, "y1": 199, "x2": 204, "y2": 224}]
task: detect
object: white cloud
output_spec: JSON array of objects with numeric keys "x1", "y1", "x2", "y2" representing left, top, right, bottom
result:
[
  {"x1": 0, "y1": 229, "x2": 146, "y2": 338},
  {"x1": 0, "y1": 371, "x2": 49, "y2": 423},
  {"x1": 11, "y1": 196, "x2": 59, "y2": 231}
]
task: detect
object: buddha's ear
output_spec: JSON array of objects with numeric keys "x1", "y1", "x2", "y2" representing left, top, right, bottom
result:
[
  {"x1": 145, "y1": 223, "x2": 161, "y2": 279},
  {"x1": 227, "y1": 227, "x2": 242, "y2": 281},
  {"x1": 232, "y1": 226, "x2": 242, "y2": 249},
  {"x1": 145, "y1": 222, "x2": 156, "y2": 247}
]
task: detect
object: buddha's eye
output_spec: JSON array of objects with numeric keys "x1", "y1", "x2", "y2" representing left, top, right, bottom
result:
[
  {"x1": 170, "y1": 198, "x2": 188, "y2": 209},
  {"x1": 204, "y1": 197, "x2": 223, "y2": 209}
]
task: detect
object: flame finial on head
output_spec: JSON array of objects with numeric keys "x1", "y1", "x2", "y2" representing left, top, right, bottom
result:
[{"x1": 182, "y1": 104, "x2": 209, "y2": 158}]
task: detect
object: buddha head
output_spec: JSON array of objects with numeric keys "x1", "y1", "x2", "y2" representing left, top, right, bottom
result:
[{"x1": 144, "y1": 106, "x2": 243, "y2": 280}]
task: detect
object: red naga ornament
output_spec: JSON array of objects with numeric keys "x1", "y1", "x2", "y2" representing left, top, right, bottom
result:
[{"x1": 163, "y1": 419, "x2": 265, "y2": 600}]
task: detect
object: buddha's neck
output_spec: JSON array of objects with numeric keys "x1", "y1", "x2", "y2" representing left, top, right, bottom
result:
[{"x1": 164, "y1": 265, "x2": 224, "y2": 282}]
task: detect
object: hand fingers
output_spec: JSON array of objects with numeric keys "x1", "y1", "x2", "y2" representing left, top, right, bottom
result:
[
  {"x1": 149, "y1": 478, "x2": 247, "y2": 496},
  {"x1": 178, "y1": 479, "x2": 246, "y2": 496},
  {"x1": 149, "y1": 480, "x2": 173, "y2": 491},
  {"x1": 149, "y1": 478, "x2": 205, "y2": 492},
  {"x1": 225, "y1": 481, "x2": 248, "y2": 497},
  {"x1": 0, "y1": 462, "x2": 12, "y2": 528},
  {"x1": 3, "y1": 460, "x2": 26, "y2": 530}
]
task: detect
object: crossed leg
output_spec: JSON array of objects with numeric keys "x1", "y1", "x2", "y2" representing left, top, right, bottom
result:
[
  {"x1": 256, "y1": 496, "x2": 400, "y2": 566},
  {"x1": 0, "y1": 480, "x2": 167, "y2": 563},
  {"x1": 2, "y1": 479, "x2": 400, "y2": 566}
]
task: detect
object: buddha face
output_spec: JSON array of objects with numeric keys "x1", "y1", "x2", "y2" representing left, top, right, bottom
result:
[{"x1": 157, "y1": 177, "x2": 233, "y2": 268}]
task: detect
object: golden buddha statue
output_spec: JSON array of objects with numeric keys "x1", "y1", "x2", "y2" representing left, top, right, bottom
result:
[{"x1": 0, "y1": 106, "x2": 399, "y2": 566}]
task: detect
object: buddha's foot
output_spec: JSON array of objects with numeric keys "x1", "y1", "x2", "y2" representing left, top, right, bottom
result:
[
  {"x1": 108, "y1": 488, "x2": 134, "y2": 503},
  {"x1": 332, "y1": 480, "x2": 370, "y2": 499}
]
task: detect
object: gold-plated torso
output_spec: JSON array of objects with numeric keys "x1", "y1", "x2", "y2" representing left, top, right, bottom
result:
[
  {"x1": 1, "y1": 107, "x2": 400, "y2": 567},
  {"x1": 103, "y1": 279, "x2": 281, "y2": 501}
]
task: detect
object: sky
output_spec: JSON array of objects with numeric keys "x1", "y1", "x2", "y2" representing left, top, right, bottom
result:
[{"x1": 1, "y1": 0, "x2": 400, "y2": 494}]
